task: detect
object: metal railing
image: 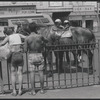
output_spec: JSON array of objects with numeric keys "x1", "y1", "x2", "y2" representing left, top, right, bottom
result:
[{"x1": 1, "y1": 40, "x2": 100, "y2": 91}]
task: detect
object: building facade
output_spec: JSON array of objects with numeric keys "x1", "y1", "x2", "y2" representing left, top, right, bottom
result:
[
  {"x1": 0, "y1": 1, "x2": 99, "y2": 32},
  {"x1": 32, "y1": 1, "x2": 98, "y2": 32}
]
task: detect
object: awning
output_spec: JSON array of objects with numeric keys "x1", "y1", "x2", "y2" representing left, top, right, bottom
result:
[
  {"x1": 0, "y1": 19, "x2": 8, "y2": 22},
  {"x1": 69, "y1": 11, "x2": 97, "y2": 16}
]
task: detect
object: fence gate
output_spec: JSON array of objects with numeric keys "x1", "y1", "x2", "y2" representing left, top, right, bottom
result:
[{"x1": 1, "y1": 40, "x2": 100, "y2": 91}]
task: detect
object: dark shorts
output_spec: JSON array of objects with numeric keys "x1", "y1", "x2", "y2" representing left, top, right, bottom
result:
[{"x1": 11, "y1": 52, "x2": 24, "y2": 67}]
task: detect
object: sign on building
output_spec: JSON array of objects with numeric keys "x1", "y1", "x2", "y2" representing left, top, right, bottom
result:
[
  {"x1": 73, "y1": 6, "x2": 95, "y2": 12},
  {"x1": 49, "y1": 1, "x2": 63, "y2": 7},
  {"x1": 0, "y1": 6, "x2": 36, "y2": 16}
]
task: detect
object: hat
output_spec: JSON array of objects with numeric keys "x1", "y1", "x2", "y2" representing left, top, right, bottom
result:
[
  {"x1": 55, "y1": 19, "x2": 61, "y2": 23},
  {"x1": 64, "y1": 20, "x2": 69, "y2": 23}
]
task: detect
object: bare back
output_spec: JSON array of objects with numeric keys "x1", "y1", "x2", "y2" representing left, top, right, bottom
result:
[{"x1": 24, "y1": 33, "x2": 47, "y2": 53}]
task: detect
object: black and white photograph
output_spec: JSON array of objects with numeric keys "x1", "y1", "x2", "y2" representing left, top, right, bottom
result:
[{"x1": 0, "y1": 0, "x2": 99, "y2": 99}]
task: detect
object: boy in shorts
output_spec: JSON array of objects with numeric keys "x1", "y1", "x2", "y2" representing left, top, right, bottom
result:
[{"x1": 24, "y1": 22, "x2": 48, "y2": 95}]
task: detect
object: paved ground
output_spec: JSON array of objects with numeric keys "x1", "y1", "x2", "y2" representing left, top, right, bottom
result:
[
  {"x1": 0, "y1": 31, "x2": 100, "y2": 99},
  {"x1": 1, "y1": 85, "x2": 100, "y2": 99}
]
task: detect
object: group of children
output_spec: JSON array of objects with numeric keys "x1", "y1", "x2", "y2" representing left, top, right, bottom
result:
[
  {"x1": 0, "y1": 21, "x2": 48, "y2": 96},
  {"x1": 0, "y1": 19, "x2": 73, "y2": 96}
]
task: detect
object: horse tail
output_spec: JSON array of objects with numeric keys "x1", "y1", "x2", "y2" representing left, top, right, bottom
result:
[
  {"x1": 88, "y1": 29, "x2": 96, "y2": 42},
  {"x1": 86, "y1": 28, "x2": 96, "y2": 50}
]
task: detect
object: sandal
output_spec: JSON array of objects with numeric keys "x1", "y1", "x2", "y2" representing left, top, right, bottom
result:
[
  {"x1": 29, "y1": 91, "x2": 36, "y2": 96},
  {"x1": 11, "y1": 92, "x2": 17, "y2": 96}
]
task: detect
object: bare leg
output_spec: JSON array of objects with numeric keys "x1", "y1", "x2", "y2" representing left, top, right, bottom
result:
[
  {"x1": 17, "y1": 66, "x2": 23, "y2": 95},
  {"x1": 11, "y1": 66, "x2": 17, "y2": 96},
  {"x1": 39, "y1": 70, "x2": 44, "y2": 93},
  {"x1": 0, "y1": 73, "x2": 4, "y2": 93},
  {"x1": 0, "y1": 62, "x2": 4, "y2": 94},
  {"x1": 29, "y1": 65, "x2": 36, "y2": 95}
]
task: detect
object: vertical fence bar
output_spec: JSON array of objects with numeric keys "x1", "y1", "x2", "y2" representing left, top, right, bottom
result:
[
  {"x1": 0, "y1": 61, "x2": 3, "y2": 80},
  {"x1": 92, "y1": 48, "x2": 95, "y2": 85},
  {"x1": 98, "y1": 40, "x2": 100, "y2": 84},
  {"x1": 75, "y1": 47, "x2": 78, "y2": 87},
  {"x1": 45, "y1": 56, "x2": 48, "y2": 89},
  {"x1": 81, "y1": 50, "x2": 84, "y2": 86},
  {"x1": 69, "y1": 50, "x2": 72, "y2": 87},
  {"x1": 0, "y1": 61, "x2": 4, "y2": 91},
  {"x1": 44, "y1": 46, "x2": 48, "y2": 88},
  {"x1": 55, "y1": 51, "x2": 58, "y2": 88},
  {"x1": 57, "y1": 51, "x2": 60, "y2": 88},
  {"x1": 25, "y1": 52, "x2": 29, "y2": 88},
  {"x1": 6, "y1": 60, "x2": 10, "y2": 90},
  {"x1": 64, "y1": 52, "x2": 66, "y2": 87},
  {"x1": 51, "y1": 51, "x2": 54, "y2": 89},
  {"x1": 87, "y1": 49, "x2": 90, "y2": 85}
]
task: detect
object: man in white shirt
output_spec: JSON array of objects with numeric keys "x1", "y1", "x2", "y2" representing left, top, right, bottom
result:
[
  {"x1": 50, "y1": 19, "x2": 64, "y2": 36},
  {"x1": 54, "y1": 19, "x2": 64, "y2": 29},
  {"x1": 62, "y1": 20, "x2": 72, "y2": 38}
]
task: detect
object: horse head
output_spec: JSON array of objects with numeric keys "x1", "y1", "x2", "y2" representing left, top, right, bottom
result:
[
  {"x1": 38, "y1": 25, "x2": 62, "y2": 45},
  {"x1": 16, "y1": 22, "x2": 30, "y2": 36}
]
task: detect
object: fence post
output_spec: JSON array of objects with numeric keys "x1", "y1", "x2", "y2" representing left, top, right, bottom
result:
[
  {"x1": 0, "y1": 61, "x2": 4, "y2": 91},
  {"x1": 6, "y1": 60, "x2": 11, "y2": 90},
  {"x1": 25, "y1": 52, "x2": 30, "y2": 88},
  {"x1": 98, "y1": 40, "x2": 100, "y2": 84}
]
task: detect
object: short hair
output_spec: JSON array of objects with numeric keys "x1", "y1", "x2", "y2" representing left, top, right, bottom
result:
[
  {"x1": 3, "y1": 27, "x2": 14, "y2": 35},
  {"x1": 29, "y1": 22, "x2": 37, "y2": 33}
]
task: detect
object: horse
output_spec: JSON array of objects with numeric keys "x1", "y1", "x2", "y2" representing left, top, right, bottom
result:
[
  {"x1": 15, "y1": 23, "x2": 96, "y2": 76},
  {"x1": 35, "y1": 25, "x2": 96, "y2": 75}
]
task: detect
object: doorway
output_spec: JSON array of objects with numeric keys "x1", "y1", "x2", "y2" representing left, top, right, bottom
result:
[
  {"x1": 52, "y1": 12, "x2": 70, "y2": 23},
  {"x1": 86, "y1": 20, "x2": 93, "y2": 30}
]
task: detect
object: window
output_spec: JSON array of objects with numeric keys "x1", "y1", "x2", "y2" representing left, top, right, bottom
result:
[
  {"x1": 41, "y1": 18, "x2": 49, "y2": 23},
  {"x1": 32, "y1": 19, "x2": 42, "y2": 24},
  {"x1": 70, "y1": 20, "x2": 82, "y2": 27},
  {"x1": 69, "y1": 1, "x2": 73, "y2": 5},
  {"x1": 0, "y1": 19, "x2": 8, "y2": 26}
]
